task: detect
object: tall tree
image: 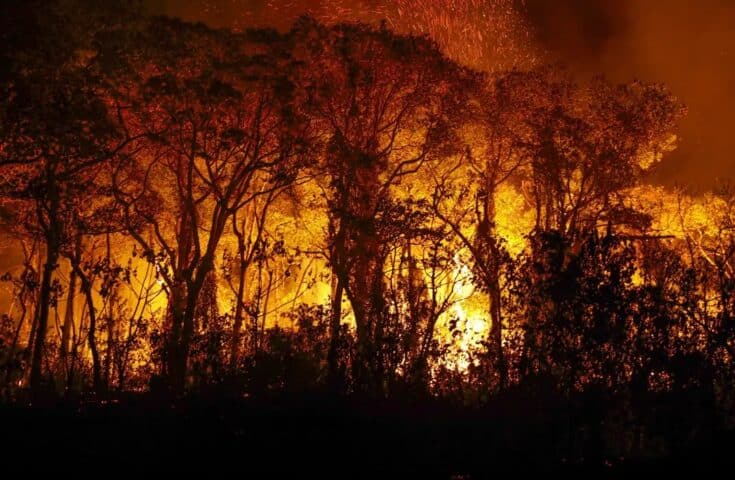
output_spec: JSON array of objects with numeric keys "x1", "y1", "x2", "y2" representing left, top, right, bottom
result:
[
  {"x1": 105, "y1": 19, "x2": 308, "y2": 393},
  {"x1": 293, "y1": 19, "x2": 470, "y2": 393},
  {"x1": 0, "y1": 1, "x2": 132, "y2": 392}
]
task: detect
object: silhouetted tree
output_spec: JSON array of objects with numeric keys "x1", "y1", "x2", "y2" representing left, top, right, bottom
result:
[
  {"x1": 104, "y1": 18, "x2": 309, "y2": 393},
  {"x1": 293, "y1": 18, "x2": 470, "y2": 394},
  {"x1": 0, "y1": 1, "x2": 134, "y2": 392}
]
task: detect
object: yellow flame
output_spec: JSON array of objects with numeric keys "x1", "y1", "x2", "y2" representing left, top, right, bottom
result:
[{"x1": 436, "y1": 252, "x2": 488, "y2": 372}]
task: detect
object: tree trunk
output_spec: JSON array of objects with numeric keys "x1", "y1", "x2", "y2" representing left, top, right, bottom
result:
[
  {"x1": 26, "y1": 311, "x2": 38, "y2": 379},
  {"x1": 229, "y1": 257, "x2": 247, "y2": 370},
  {"x1": 327, "y1": 146, "x2": 386, "y2": 396},
  {"x1": 327, "y1": 274, "x2": 344, "y2": 390},
  {"x1": 60, "y1": 263, "x2": 77, "y2": 366},
  {"x1": 488, "y1": 277, "x2": 506, "y2": 389},
  {"x1": 103, "y1": 234, "x2": 114, "y2": 390},
  {"x1": 77, "y1": 269, "x2": 102, "y2": 392},
  {"x1": 169, "y1": 292, "x2": 196, "y2": 395},
  {"x1": 479, "y1": 177, "x2": 506, "y2": 389},
  {"x1": 166, "y1": 288, "x2": 187, "y2": 395},
  {"x1": 104, "y1": 313, "x2": 113, "y2": 391},
  {"x1": 56, "y1": 260, "x2": 77, "y2": 394},
  {"x1": 168, "y1": 266, "x2": 210, "y2": 395},
  {"x1": 29, "y1": 240, "x2": 59, "y2": 393},
  {"x1": 345, "y1": 246, "x2": 386, "y2": 396}
]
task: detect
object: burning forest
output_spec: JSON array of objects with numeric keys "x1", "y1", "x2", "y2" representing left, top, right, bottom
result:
[{"x1": 1, "y1": 0, "x2": 735, "y2": 475}]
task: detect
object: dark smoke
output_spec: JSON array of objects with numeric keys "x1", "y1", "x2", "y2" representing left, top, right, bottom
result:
[{"x1": 525, "y1": 0, "x2": 735, "y2": 188}]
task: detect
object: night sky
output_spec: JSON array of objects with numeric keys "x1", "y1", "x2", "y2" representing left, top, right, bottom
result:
[{"x1": 146, "y1": 1, "x2": 735, "y2": 187}]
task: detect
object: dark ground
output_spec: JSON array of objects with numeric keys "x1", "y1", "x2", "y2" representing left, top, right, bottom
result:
[{"x1": 2, "y1": 392, "x2": 735, "y2": 476}]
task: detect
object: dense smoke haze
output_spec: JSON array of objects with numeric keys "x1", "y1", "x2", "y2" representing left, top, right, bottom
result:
[{"x1": 526, "y1": 0, "x2": 735, "y2": 187}]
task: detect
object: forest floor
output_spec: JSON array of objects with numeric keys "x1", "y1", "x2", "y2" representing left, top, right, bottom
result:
[{"x1": 2, "y1": 392, "x2": 734, "y2": 476}]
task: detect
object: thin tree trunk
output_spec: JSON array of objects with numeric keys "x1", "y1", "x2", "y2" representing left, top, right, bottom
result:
[
  {"x1": 487, "y1": 189, "x2": 505, "y2": 387},
  {"x1": 327, "y1": 274, "x2": 344, "y2": 389},
  {"x1": 230, "y1": 252, "x2": 247, "y2": 370},
  {"x1": 166, "y1": 292, "x2": 186, "y2": 395},
  {"x1": 60, "y1": 263, "x2": 77, "y2": 365},
  {"x1": 82, "y1": 278, "x2": 101, "y2": 392},
  {"x1": 103, "y1": 234, "x2": 114, "y2": 391},
  {"x1": 74, "y1": 262, "x2": 102, "y2": 392},
  {"x1": 29, "y1": 240, "x2": 59, "y2": 392},
  {"x1": 479, "y1": 175, "x2": 506, "y2": 389},
  {"x1": 60, "y1": 235, "x2": 81, "y2": 367},
  {"x1": 488, "y1": 279, "x2": 506, "y2": 388},
  {"x1": 104, "y1": 313, "x2": 113, "y2": 391}
]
